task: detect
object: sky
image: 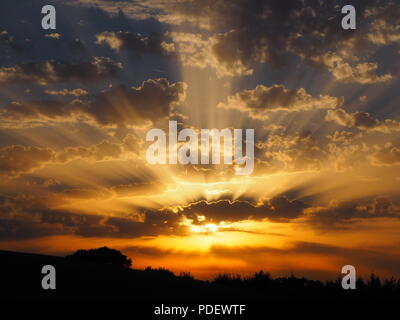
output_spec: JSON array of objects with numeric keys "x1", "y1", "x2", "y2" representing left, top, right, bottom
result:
[{"x1": 0, "y1": 0, "x2": 400, "y2": 280}]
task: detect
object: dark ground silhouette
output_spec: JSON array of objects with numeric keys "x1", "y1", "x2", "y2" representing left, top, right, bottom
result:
[{"x1": 1, "y1": 248, "x2": 399, "y2": 300}]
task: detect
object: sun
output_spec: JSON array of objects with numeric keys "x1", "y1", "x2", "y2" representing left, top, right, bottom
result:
[
  {"x1": 190, "y1": 223, "x2": 219, "y2": 233},
  {"x1": 205, "y1": 223, "x2": 218, "y2": 232}
]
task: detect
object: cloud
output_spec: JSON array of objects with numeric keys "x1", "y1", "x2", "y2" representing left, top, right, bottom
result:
[
  {"x1": 167, "y1": 31, "x2": 255, "y2": 77},
  {"x1": 0, "y1": 30, "x2": 25, "y2": 56},
  {"x1": 255, "y1": 131, "x2": 326, "y2": 173},
  {"x1": 1, "y1": 78, "x2": 187, "y2": 127},
  {"x1": 0, "y1": 194, "x2": 188, "y2": 240},
  {"x1": 368, "y1": 19, "x2": 400, "y2": 45},
  {"x1": 74, "y1": 211, "x2": 186, "y2": 238},
  {"x1": 370, "y1": 147, "x2": 400, "y2": 166},
  {"x1": 44, "y1": 88, "x2": 88, "y2": 96},
  {"x1": 0, "y1": 145, "x2": 54, "y2": 177},
  {"x1": 0, "y1": 135, "x2": 142, "y2": 177},
  {"x1": 55, "y1": 140, "x2": 123, "y2": 162},
  {"x1": 0, "y1": 219, "x2": 67, "y2": 240},
  {"x1": 326, "y1": 108, "x2": 400, "y2": 133},
  {"x1": 319, "y1": 52, "x2": 392, "y2": 84},
  {"x1": 217, "y1": 85, "x2": 342, "y2": 119},
  {"x1": 305, "y1": 198, "x2": 400, "y2": 229},
  {"x1": 1, "y1": 100, "x2": 84, "y2": 121},
  {"x1": 0, "y1": 57, "x2": 122, "y2": 86},
  {"x1": 0, "y1": 30, "x2": 15, "y2": 47},
  {"x1": 13, "y1": 162, "x2": 166, "y2": 201},
  {"x1": 326, "y1": 131, "x2": 361, "y2": 145},
  {"x1": 86, "y1": 78, "x2": 187, "y2": 126},
  {"x1": 209, "y1": 241, "x2": 363, "y2": 257},
  {"x1": 366, "y1": 3, "x2": 400, "y2": 45},
  {"x1": 44, "y1": 33, "x2": 62, "y2": 40},
  {"x1": 166, "y1": 0, "x2": 398, "y2": 81},
  {"x1": 174, "y1": 197, "x2": 309, "y2": 223},
  {"x1": 0, "y1": 209, "x2": 184, "y2": 240},
  {"x1": 96, "y1": 31, "x2": 174, "y2": 56}
]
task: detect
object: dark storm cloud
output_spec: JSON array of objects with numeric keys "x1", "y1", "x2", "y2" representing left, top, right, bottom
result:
[
  {"x1": 1, "y1": 78, "x2": 187, "y2": 126},
  {"x1": 0, "y1": 57, "x2": 122, "y2": 86},
  {"x1": 176, "y1": 197, "x2": 309, "y2": 223}
]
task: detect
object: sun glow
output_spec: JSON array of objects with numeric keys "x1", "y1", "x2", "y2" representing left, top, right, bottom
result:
[{"x1": 191, "y1": 223, "x2": 219, "y2": 233}]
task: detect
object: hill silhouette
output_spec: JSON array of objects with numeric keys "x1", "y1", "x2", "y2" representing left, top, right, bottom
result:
[{"x1": 1, "y1": 249, "x2": 399, "y2": 300}]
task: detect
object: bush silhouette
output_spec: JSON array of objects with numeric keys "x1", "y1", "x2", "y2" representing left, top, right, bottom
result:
[
  {"x1": 211, "y1": 271, "x2": 400, "y2": 298},
  {"x1": 65, "y1": 246, "x2": 132, "y2": 268}
]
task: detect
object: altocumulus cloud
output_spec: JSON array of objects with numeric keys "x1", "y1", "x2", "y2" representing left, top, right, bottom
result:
[
  {"x1": 163, "y1": 0, "x2": 397, "y2": 81},
  {"x1": 0, "y1": 134, "x2": 141, "y2": 177},
  {"x1": 0, "y1": 57, "x2": 122, "y2": 85},
  {"x1": 326, "y1": 108, "x2": 400, "y2": 133},
  {"x1": 218, "y1": 84, "x2": 343, "y2": 119},
  {"x1": 370, "y1": 146, "x2": 400, "y2": 166},
  {"x1": 96, "y1": 31, "x2": 175, "y2": 56}
]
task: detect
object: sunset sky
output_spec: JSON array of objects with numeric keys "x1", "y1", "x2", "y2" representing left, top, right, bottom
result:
[{"x1": 1, "y1": 0, "x2": 400, "y2": 280}]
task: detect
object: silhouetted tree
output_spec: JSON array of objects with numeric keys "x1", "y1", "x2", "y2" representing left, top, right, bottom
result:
[{"x1": 65, "y1": 246, "x2": 132, "y2": 268}]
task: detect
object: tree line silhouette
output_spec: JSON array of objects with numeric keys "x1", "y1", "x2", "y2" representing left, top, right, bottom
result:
[
  {"x1": 1, "y1": 247, "x2": 400, "y2": 300},
  {"x1": 63, "y1": 247, "x2": 400, "y2": 299},
  {"x1": 212, "y1": 270, "x2": 400, "y2": 299}
]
